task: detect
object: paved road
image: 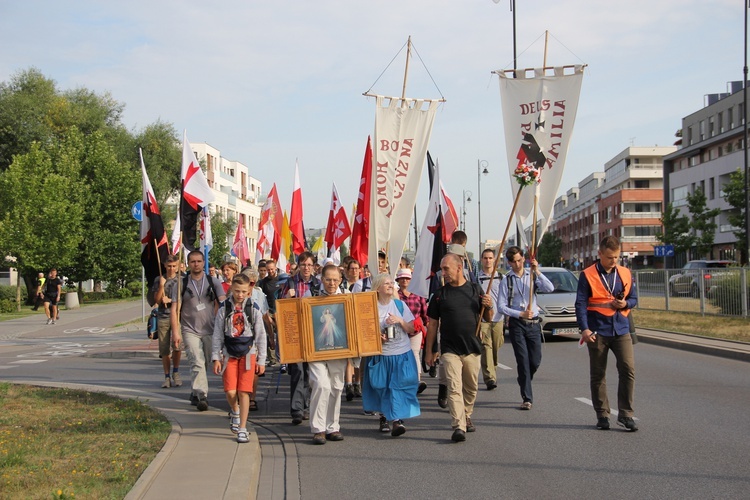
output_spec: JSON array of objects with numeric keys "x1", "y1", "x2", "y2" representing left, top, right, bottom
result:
[{"x1": 1, "y1": 303, "x2": 749, "y2": 499}]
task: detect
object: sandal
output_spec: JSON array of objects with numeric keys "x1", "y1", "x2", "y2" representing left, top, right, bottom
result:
[
  {"x1": 230, "y1": 412, "x2": 241, "y2": 433},
  {"x1": 249, "y1": 400, "x2": 258, "y2": 411},
  {"x1": 236, "y1": 429, "x2": 249, "y2": 443}
]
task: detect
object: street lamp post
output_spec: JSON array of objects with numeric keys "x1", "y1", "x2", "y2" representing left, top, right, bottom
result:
[
  {"x1": 477, "y1": 160, "x2": 489, "y2": 256},
  {"x1": 462, "y1": 190, "x2": 472, "y2": 232}
]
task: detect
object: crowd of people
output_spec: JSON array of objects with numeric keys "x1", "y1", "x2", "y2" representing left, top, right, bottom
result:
[{"x1": 144, "y1": 232, "x2": 639, "y2": 444}]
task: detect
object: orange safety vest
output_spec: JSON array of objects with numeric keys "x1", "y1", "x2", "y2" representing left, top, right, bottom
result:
[{"x1": 582, "y1": 264, "x2": 631, "y2": 317}]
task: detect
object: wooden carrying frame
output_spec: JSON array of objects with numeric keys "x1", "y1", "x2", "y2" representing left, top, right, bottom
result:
[{"x1": 276, "y1": 292, "x2": 382, "y2": 364}]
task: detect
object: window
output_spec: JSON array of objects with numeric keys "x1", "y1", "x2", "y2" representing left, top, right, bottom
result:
[
  {"x1": 718, "y1": 111, "x2": 724, "y2": 133},
  {"x1": 673, "y1": 185, "x2": 688, "y2": 206},
  {"x1": 709, "y1": 177, "x2": 715, "y2": 200},
  {"x1": 634, "y1": 180, "x2": 650, "y2": 189},
  {"x1": 700, "y1": 120, "x2": 705, "y2": 141},
  {"x1": 709, "y1": 116, "x2": 715, "y2": 137},
  {"x1": 728, "y1": 107, "x2": 734, "y2": 129}
]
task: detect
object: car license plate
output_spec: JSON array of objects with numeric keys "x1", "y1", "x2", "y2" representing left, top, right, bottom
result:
[{"x1": 552, "y1": 328, "x2": 579, "y2": 335}]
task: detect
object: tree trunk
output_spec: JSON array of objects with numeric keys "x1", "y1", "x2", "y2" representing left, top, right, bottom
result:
[{"x1": 16, "y1": 272, "x2": 23, "y2": 312}]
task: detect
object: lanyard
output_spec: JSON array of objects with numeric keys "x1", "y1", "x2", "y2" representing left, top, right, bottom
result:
[
  {"x1": 598, "y1": 269, "x2": 618, "y2": 297},
  {"x1": 514, "y1": 273, "x2": 527, "y2": 307},
  {"x1": 191, "y1": 276, "x2": 205, "y2": 298}
]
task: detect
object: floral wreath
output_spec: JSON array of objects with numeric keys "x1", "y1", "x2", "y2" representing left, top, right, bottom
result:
[{"x1": 513, "y1": 161, "x2": 542, "y2": 187}]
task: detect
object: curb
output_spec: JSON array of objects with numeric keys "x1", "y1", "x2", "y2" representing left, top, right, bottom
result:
[
  {"x1": 636, "y1": 329, "x2": 750, "y2": 363},
  {"x1": 125, "y1": 415, "x2": 182, "y2": 500}
]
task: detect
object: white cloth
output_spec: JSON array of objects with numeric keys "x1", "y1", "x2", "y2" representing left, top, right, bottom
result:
[{"x1": 308, "y1": 359, "x2": 347, "y2": 434}]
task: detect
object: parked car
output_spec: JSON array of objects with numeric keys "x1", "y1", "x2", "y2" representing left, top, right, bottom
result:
[
  {"x1": 668, "y1": 260, "x2": 733, "y2": 298},
  {"x1": 536, "y1": 267, "x2": 580, "y2": 336}
]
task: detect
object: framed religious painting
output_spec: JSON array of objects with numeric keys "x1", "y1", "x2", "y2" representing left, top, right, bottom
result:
[{"x1": 276, "y1": 292, "x2": 382, "y2": 363}]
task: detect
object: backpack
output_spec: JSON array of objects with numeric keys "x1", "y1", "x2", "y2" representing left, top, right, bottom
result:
[
  {"x1": 147, "y1": 308, "x2": 159, "y2": 339},
  {"x1": 222, "y1": 299, "x2": 257, "y2": 358}
]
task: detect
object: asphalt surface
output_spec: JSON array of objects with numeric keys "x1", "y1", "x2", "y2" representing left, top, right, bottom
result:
[{"x1": 1, "y1": 300, "x2": 749, "y2": 499}]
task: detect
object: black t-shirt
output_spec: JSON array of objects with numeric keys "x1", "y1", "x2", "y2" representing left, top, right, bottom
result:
[
  {"x1": 44, "y1": 277, "x2": 62, "y2": 296},
  {"x1": 259, "y1": 276, "x2": 279, "y2": 313},
  {"x1": 427, "y1": 281, "x2": 484, "y2": 356}
]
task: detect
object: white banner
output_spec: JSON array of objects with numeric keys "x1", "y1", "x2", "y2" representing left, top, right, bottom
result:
[
  {"x1": 369, "y1": 96, "x2": 439, "y2": 275},
  {"x1": 496, "y1": 66, "x2": 584, "y2": 249}
]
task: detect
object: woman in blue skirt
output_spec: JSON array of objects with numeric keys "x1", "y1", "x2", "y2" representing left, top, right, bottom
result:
[{"x1": 362, "y1": 273, "x2": 421, "y2": 436}]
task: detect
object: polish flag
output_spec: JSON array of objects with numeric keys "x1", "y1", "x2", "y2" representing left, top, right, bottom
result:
[{"x1": 289, "y1": 161, "x2": 307, "y2": 254}]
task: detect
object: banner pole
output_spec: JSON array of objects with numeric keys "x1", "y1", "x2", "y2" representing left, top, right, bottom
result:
[{"x1": 475, "y1": 186, "x2": 524, "y2": 337}]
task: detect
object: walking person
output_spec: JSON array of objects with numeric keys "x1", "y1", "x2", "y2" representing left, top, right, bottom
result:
[
  {"x1": 576, "y1": 236, "x2": 639, "y2": 431},
  {"x1": 151, "y1": 254, "x2": 183, "y2": 388},
  {"x1": 171, "y1": 250, "x2": 226, "y2": 411},
  {"x1": 212, "y1": 273, "x2": 266, "y2": 443},
  {"x1": 42, "y1": 268, "x2": 62, "y2": 325},
  {"x1": 498, "y1": 246, "x2": 554, "y2": 410},
  {"x1": 33, "y1": 272, "x2": 45, "y2": 311},
  {"x1": 478, "y1": 248, "x2": 504, "y2": 391},
  {"x1": 424, "y1": 254, "x2": 494, "y2": 442},
  {"x1": 395, "y1": 267, "x2": 429, "y2": 394},
  {"x1": 363, "y1": 273, "x2": 421, "y2": 437}
]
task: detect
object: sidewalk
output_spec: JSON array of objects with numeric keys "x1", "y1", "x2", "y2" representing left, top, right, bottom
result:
[{"x1": 3, "y1": 301, "x2": 749, "y2": 499}]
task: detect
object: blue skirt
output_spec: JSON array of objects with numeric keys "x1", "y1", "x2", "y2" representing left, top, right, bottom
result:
[{"x1": 362, "y1": 350, "x2": 421, "y2": 422}]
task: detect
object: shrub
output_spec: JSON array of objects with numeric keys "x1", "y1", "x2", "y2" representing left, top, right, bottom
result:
[
  {"x1": 117, "y1": 288, "x2": 132, "y2": 299},
  {"x1": 709, "y1": 274, "x2": 750, "y2": 315},
  {"x1": 0, "y1": 299, "x2": 16, "y2": 313},
  {"x1": 126, "y1": 281, "x2": 142, "y2": 295},
  {"x1": 0, "y1": 285, "x2": 27, "y2": 301}
]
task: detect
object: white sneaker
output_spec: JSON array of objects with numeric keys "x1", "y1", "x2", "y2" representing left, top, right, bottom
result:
[
  {"x1": 46, "y1": 319, "x2": 52, "y2": 325},
  {"x1": 51, "y1": 320, "x2": 56, "y2": 325}
]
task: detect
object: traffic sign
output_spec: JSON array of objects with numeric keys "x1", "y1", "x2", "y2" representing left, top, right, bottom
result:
[
  {"x1": 131, "y1": 201, "x2": 143, "y2": 222},
  {"x1": 654, "y1": 245, "x2": 674, "y2": 257}
]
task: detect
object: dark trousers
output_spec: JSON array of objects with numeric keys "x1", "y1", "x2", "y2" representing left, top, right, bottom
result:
[
  {"x1": 289, "y1": 362, "x2": 310, "y2": 417},
  {"x1": 508, "y1": 318, "x2": 542, "y2": 403},
  {"x1": 587, "y1": 333, "x2": 635, "y2": 418}
]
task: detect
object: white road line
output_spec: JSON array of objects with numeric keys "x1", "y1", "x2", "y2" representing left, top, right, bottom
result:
[
  {"x1": 575, "y1": 397, "x2": 639, "y2": 420},
  {"x1": 0, "y1": 365, "x2": 18, "y2": 370},
  {"x1": 10, "y1": 360, "x2": 47, "y2": 364},
  {"x1": 496, "y1": 363, "x2": 513, "y2": 370}
]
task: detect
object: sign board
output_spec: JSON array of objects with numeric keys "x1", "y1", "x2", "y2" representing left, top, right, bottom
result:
[
  {"x1": 131, "y1": 201, "x2": 143, "y2": 222},
  {"x1": 276, "y1": 292, "x2": 382, "y2": 363},
  {"x1": 654, "y1": 245, "x2": 674, "y2": 257}
]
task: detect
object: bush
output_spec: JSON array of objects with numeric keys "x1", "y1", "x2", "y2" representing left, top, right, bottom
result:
[
  {"x1": 0, "y1": 299, "x2": 16, "y2": 313},
  {"x1": 126, "y1": 281, "x2": 142, "y2": 295},
  {"x1": 0, "y1": 285, "x2": 27, "y2": 301},
  {"x1": 709, "y1": 275, "x2": 750, "y2": 315},
  {"x1": 117, "y1": 288, "x2": 132, "y2": 299}
]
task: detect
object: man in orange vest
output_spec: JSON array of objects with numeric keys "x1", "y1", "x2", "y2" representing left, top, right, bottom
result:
[{"x1": 575, "y1": 236, "x2": 639, "y2": 432}]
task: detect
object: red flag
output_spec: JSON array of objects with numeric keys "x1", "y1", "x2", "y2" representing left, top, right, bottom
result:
[
  {"x1": 349, "y1": 136, "x2": 372, "y2": 266},
  {"x1": 440, "y1": 183, "x2": 459, "y2": 243},
  {"x1": 324, "y1": 182, "x2": 351, "y2": 251},
  {"x1": 179, "y1": 130, "x2": 214, "y2": 251},
  {"x1": 290, "y1": 161, "x2": 307, "y2": 254},
  {"x1": 232, "y1": 216, "x2": 250, "y2": 267},
  {"x1": 140, "y1": 149, "x2": 170, "y2": 287}
]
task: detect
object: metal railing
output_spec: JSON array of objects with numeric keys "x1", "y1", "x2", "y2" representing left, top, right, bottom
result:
[{"x1": 633, "y1": 268, "x2": 749, "y2": 317}]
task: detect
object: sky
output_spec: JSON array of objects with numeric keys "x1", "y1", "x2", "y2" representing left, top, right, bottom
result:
[{"x1": 0, "y1": 0, "x2": 745, "y2": 253}]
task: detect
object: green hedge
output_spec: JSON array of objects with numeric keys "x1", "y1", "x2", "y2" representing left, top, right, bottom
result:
[{"x1": 0, "y1": 285, "x2": 27, "y2": 301}]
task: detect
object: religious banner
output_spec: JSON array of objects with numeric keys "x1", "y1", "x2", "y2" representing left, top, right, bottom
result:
[
  {"x1": 495, "y1": 66, "x2": 584, "y2": 248},
  {"x1": 369, "y1": 96, "x2": 439, "y2": 274}
]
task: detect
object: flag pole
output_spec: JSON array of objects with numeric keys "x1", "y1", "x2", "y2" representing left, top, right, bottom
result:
[
  {"x1": 400, "y1": 36, "x2": 412, "y2": 108},
  {"x1": 475, "y1": 186, "x2": 524, "y2": 337},
  {"x1": 528, "y1": 188, "x2": 539, "y2": 311}
]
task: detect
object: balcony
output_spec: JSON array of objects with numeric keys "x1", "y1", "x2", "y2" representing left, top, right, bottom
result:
[
  {"x1": 620, "y1": 236, "x2": 658, "y2": 243},
  {"x1": 620, "y1": 211, "x2": 662, "y2": 219}
]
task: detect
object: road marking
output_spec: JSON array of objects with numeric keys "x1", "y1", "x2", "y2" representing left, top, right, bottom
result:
[
  {"x1": 497, "y1": 363, "x2": 512, "y2": 370},
  {"x1": 63, "y1": 327, "x2": 107, "y2": 334},
  {"x1": 10, "y1": 360, "x2": 46, "y2": 364},
  {"x1": 575, "y1": 397, "x2": 639, "y2": 420},
  {"x1": 0, "y1": 365, "x2": 17, "y2": 370}
]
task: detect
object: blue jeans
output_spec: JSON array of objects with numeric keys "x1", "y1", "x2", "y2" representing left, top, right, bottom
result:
[{"x1": 508, "y1": 318, "x2": 542, "y2": 403}]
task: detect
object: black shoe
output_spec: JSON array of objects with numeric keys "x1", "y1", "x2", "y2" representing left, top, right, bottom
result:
[
  {"x1": 617, "y1": 415, "x2": 638, "y2": 432},
  {"x1": 345, "y1": 384, "x2": 354, "y2": 402},
  {"x1": 292, "y1": 414, "x2": 303, "y2": 426},
  {"x1": 451, "y1": 428, "x2": 466, "y2": 442},
  {"x1": 353, "y1": 383, "x2": 362, "y2": 398},
  {"x1": 197, "y1": 397, "x2": 208, "y2": 411},
  {"x1": 437, "y1": 384, "x2": 448, "y2": 409},
  {"x1": 326, "y1": 431, "x2": 344, "y2": 441},
  {"x1": 428, "y1": 365, "x2": 437, "y2": 378},
  {"x1": 189, "y1": 394, "x2": 199, "y2": 406},
  {"x1": 466, "y1": 417, "x2": 476, "y2": 433},
  {"x1": 379, "y1": 416, "x2": 390, "y2": 433},
  {"x1": 391, "y1": 420, "x2": 406, "y2": 437},
  {"x1": 280, "y1": 365, "x2": 287, "y2": 374},
  {"x1": 596, "y1": 417, "x2": 610, "y2": 430},
  {"x1": 417, "y1": 382, "x2": 427, "y2": 394},
  {"x1": 486, "y1": 381, "x2": 497, "y2": 391}
]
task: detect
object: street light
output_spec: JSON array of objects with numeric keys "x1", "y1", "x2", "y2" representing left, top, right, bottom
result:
[
  {"x1": 477, "y1": 160, "x2": 489, "y2": 256},
  {"x1": 462, "y1": 190, "x2": 472, "y2": 232}
]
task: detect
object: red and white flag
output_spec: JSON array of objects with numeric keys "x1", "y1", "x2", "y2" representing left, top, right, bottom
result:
[
  {"x1": 439, "y1": 183, "x2": 459, "y2": 243},
  {"x1": 140, "y1": 149, "x2": 170, "y2": 287},
  {"x1": 256, "y1": 184, "x2": 283, "y2": 263},
  {"x1": 289, "y1": 161, "x2": 307, "y2": 255},
  {"x1": 179, "y1": 130, "x2": 214, "y2": 251},
  {"x1": 410, "y1": 158, "x2": 446, "y2": 298},
  {"x1": 350, "y1": 136, "x2": 372, "y2": 267},
  {"x1": 324, "y1": 182, "x2": 351, "y2": 254},
  {"x1": 232, "y1": 216, "x2": 250, "y2": 267}
]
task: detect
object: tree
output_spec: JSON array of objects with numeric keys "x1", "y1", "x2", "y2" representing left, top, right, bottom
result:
[
  {"x1": 537, "y1": 232, "x2": 563, "y2": 266},
  {"x1": 133, "y1": 121, "x2": 182, "y2": 206},
  {"x1": 656, "y1": 202, "x2": 694, "y2": 266},
  {"x1": 721, "y1": 169, "x2": 747, "y2": 265},
  {"x1": 208, "y1": 213, "x2": 233, "y2": 269},
  {"x1": 0, "y1": 141, "x2": 86, "y2": 309},
  {"x1": 686, "y1": 188, "x2": 720, "y2": 259}
]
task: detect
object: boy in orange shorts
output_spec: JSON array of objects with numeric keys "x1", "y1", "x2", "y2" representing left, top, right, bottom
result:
[{"x1": 212, "y1": 274, "x2": 267, "y2": 443}]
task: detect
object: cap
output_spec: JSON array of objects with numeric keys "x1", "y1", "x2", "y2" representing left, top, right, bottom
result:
[
  {"x1": 447, "y1": 243, "x2": 466, "y2": 256},
  {"x1": 395, "y1": 268, "x2": 412, "y2": 280}
]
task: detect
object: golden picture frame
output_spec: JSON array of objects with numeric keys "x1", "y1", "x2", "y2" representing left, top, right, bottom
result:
[{"x1": 276, "y1": 292, "x2": 382, "y2": 363}]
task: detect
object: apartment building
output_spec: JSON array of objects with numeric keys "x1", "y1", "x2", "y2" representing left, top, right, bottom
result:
[
  {"x1": 189, "y1": 143, "x2": 263, "y2": 262},
  {"x1": 662, "y1": 81, "x2": 746, "y2": 264},
  {"x1": 549, "y1": 146, "x2": 676, "y2": 270}
]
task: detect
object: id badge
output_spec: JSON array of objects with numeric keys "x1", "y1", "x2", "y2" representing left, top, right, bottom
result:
[{"x1": 196, "y1": 303, "x2": 206, "y2": 312}]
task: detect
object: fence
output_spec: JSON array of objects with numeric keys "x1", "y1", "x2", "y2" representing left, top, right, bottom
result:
[{"x1": 633, "y1": 268, "x2": 749, "y2": 318}]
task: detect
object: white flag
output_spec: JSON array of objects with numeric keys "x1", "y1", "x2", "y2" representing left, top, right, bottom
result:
[{"x1": 496, "y1": 66, "x2": 584, "y2": 248}]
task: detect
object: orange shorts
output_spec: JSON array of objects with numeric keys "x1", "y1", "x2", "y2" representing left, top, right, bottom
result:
[{"x1": 222, "y1": 354, "x2": 256, "y2": 393}]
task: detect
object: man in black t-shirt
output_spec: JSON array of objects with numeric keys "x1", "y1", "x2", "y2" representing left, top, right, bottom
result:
[
  {"x1": 425, "y1": 254, "x2": 493, "y2": 443},
  {"x1": 42, "y1": 268, "x2": 63, "y2": 325}
]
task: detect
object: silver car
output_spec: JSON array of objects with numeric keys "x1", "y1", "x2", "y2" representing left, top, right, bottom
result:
[{"x1": 536, "y1": 267, "x2": 580, "y2": 336}]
